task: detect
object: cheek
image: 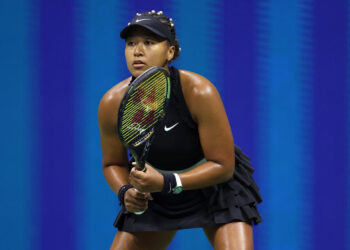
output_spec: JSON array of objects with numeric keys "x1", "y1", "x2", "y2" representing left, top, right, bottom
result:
[
  {"x1": 124, "y1": 49, "x2": 130, "y2": 58},
  {"x1": 125, "y1": 50, "x2": 133, "y2": 64},
  {"x1": 152, "y1": 48, "x2": 169, "y2": 63}
]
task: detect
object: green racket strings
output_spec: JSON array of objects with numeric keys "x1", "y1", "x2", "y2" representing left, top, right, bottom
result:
[{"x1": 121, "y1": 71, "x2": 168, "y2": 144}]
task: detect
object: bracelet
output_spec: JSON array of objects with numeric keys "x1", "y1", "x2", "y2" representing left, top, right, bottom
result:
[
  {"x1": 118, "y1": 184, "x2": 133, "y2": 206},
  {"x1": 161, "y1": 173, "x2": 176, "y2": 194}
]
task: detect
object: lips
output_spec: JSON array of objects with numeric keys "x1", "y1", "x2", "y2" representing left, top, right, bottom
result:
[{"x1": 133, "y1": 60, "x2": 146, "y2": 68}]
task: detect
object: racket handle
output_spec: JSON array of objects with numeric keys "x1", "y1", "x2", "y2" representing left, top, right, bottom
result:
[
  {"x1": 133, "y1": 188, "x2": 146, "y2": 215},
  {"x1": 134, "y1": 210, "x2": 145, "y2": 215},
  {"x1": 136, "y1": 161, "x2": 146, "y2": 172}
]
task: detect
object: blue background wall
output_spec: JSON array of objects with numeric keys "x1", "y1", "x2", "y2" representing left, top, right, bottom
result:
[{"x1": 0, "y1": 0, "x2": 349, "y2": 249}]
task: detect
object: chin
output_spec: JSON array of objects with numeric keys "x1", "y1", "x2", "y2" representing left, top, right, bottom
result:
[
  {"x1": 129, "y1": 67, "x2": 149, "y2": 78},
  {"x1": 130, "y1": 70, "x2": 143, "y2": 78}
]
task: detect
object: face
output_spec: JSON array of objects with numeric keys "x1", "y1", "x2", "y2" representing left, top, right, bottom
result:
[{"x1": 125, "y1": 27, "x2": 175, "y2": 77}]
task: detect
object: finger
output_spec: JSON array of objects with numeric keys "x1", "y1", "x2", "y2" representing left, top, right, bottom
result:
[
  {"x1": 129, "y1": 168, "x2": 138, "y2": 181},
  {"x1": 130, "y1": 167, "x2": 145, "y2": 179},
  {"x1": 128, "y1": 188, "x2": 147, "y2": 199},
  {"x1": 130, "y1": 167, "x2": 140, "y2": 177},
  {"x1": 125, "y1": 202, "x2": 147, "y2": 213},
  {"x1": 125, "y1": 197, "x2": 148, "y2": 207},
  {"x1": 131, "y1": 162, "x2": 144, "y2": 171},
  {"x1": 144, "y1": 193, "x2": 153, "y2": 200},
  {"x1": 131, "y1": 161, "x2": 139, "y2": 170},
  {"x1": 124, "y1": 197, "x2": 148, "y2": 212},
  {"x1": 127, "y1": 204, "x2": 148, "y2": 213},
  {"x1": 128, "y1": 176, "x2": 142, "y2": 190},
  {"x1": 127, "y1": 207, "x2": 146, "y2": 213},
  {"x1": 130, "y1": 189, "x2": 153, "y2": 201},
  {"x1": 125, "y1": 190, "x2": 148, "y2": 203},
  {"x1": 133, "y1": 188, "x2": 148, "y2": 199}
]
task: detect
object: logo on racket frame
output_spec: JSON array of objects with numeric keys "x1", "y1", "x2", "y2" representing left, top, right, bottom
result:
[
  {"x1": 133, "y1": 129, "x2": 154, "y2": 147},
  {"x1": 127, "y1": 123, "x2": 146, "y2": 135}
]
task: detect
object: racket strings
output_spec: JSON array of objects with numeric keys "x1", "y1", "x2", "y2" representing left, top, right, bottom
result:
[
  {"x1": 125, "y1": 74, "x2": 166, "y2": 123},
  {"x1": 121, "y1": 72, "x2": 168, "y2": 143},
  {"x1": 129, "y1": 73, "x2": 165, "y2": 104},
  {"x1": 125, "y1": 73, "x2": 165, "y2": 111}
]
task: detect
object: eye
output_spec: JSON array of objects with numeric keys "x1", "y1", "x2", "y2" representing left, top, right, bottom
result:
[
  {"x1": 126, "y1": 41, "x2": 135, "y2": 46},
  {"x1": 144, "y1": 40, "x2": 154, "y2": 46}
]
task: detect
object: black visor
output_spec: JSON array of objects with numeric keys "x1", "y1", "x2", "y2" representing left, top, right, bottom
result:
[{"x1": 120, "y1": 15, "x2": 175, "y2": 45}]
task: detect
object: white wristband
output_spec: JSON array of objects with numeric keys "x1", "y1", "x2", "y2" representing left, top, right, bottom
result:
[{"x1": 174, "y1": 173, "x2": 182, "y2": 187}]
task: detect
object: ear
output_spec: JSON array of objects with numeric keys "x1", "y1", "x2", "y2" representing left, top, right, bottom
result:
[{"x1": 167, "y1": 45, "x2": 175, "y2": 61}]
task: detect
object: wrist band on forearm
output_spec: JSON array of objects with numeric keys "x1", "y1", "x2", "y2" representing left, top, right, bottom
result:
[
  {"x1": 118, "y1": 184, "x2": 133, "y2": 206},
  {"x1": 161, "y1": 173, "x2": 176, "y2": 194}
]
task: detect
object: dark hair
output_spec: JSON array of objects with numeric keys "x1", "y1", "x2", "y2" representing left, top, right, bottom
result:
[{"x1": 139, "y1": 11, "x2": 180, "y2": 61}]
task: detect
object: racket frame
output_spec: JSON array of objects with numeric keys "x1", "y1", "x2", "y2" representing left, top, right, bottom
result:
[{"x1": 117, "y1": 66, "x2": 171, "y2": 171}]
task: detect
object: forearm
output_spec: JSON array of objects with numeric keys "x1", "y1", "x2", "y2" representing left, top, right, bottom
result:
[
  {"x1": 103, "y1": 164, "x2": 130, "y2": 195},
  {"x1": 179, "y1": 161, "x2": 234, "y2": 190}
]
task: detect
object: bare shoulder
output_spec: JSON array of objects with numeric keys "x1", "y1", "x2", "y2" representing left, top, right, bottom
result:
[
  {"x1": 98, "y1": 77, "x2": 131, "y2": 131},
  {"x1": 178, "y1": 70, "x2": 222, "y2": 122},
  {"x1": 178, "y1": 70, "x2": 217, "y2": 97}
]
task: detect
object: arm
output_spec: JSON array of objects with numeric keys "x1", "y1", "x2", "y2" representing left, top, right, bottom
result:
[
  {"x1": 98, "y1": 87, "x2": 130, "y2": 195},
  {"x1": 178, "y1": 71, "x2": 235, "y2": 190},
  {"x1": 98, "y1": 81, "x2": 151, "y2": 212}
]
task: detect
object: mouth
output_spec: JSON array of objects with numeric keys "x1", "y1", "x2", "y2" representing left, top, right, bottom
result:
[{"x1": 132, "y1": 60, "x2": 146, "y2": 68}]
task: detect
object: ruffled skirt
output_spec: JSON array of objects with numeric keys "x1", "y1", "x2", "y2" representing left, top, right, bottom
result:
[{"x1": 113, "y1": 146, "x2": 262, "y2": 232}]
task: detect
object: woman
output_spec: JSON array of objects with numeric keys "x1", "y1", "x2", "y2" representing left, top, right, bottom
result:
[{"x1": 98, "y1": 10, "x2": 262, "y2": 250}]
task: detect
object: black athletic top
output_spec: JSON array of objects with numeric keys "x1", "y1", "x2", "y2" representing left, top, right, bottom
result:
[{"x1": 134, "y1": 66, "x2": 205, "y2": 171}]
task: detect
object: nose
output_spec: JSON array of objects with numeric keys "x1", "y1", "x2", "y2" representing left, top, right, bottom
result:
[{"x1": 134, "y1": 43, "x2": 144, "y2": 57}]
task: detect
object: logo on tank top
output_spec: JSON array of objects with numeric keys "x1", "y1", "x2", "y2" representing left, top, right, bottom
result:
[{"x1": 164, "y1": 122, "x2": 179, "y2": 132}]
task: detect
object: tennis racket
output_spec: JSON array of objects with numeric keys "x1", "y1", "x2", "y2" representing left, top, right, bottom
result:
[{"x1": 117, "y1": 66, "x2": 171, "y2": 214}]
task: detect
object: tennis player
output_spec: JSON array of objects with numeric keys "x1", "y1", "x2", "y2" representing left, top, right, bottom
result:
[{"x1": 98, "y1": 10, "x2": 262, "y2": 250}]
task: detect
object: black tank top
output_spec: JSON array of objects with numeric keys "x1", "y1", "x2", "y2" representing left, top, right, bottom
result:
[{"x1": 134, "y1": 67, "x2": 204, "y2": 171}]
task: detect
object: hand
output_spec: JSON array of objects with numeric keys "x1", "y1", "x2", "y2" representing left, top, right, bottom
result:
[
  {"x1": 123, "y1": 188, "x2": 153, "y2": 213},
  {"x1": 129, "y1": 162, "x2": 164, "y2": 193}
]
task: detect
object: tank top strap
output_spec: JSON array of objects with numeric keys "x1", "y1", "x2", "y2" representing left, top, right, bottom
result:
[{"x1": 169, "y1": 66, "x2": 197, "y2": 129}]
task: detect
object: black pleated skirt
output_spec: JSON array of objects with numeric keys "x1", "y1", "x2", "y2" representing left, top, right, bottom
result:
[{"x1": 113, "y1": 146, "x2": 263, "y2": 232}]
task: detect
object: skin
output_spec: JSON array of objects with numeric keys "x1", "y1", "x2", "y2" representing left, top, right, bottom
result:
[{"x1": 98, "y1": 26, "x2": 254, "y2": 250}]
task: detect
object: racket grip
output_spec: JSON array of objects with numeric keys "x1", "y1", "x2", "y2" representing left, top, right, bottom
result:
[
  {"x1": 133, "y1": 188, "x2": 146, "y2": 215},
  {"x1": 134, "y1": 210, "x2": 145, "y2": 215}
]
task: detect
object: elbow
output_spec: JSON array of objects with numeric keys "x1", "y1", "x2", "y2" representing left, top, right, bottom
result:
[
  {"x1": 102, "y1": 162, "x2": 111, "y2": 171},
  {"x1": 102, "y1": 160, "x2": 128, "y2": 169},
  {"x1": 220, "y1": 161, "x2": 235, "y2": 183}
]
